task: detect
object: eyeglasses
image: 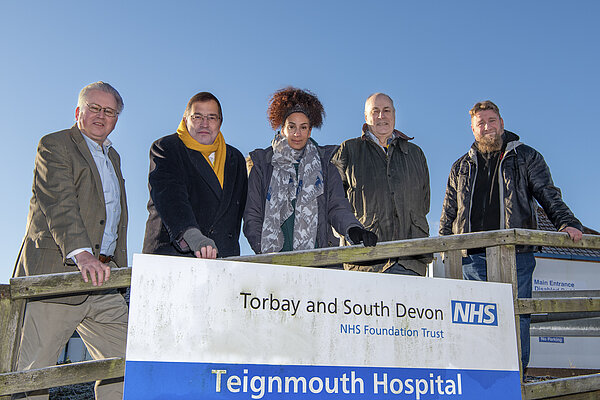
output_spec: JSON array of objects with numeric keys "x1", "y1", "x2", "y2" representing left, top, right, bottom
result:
[
  {"x1": 86, "y1": 103, "x2": 119, "y2": 118},
  {"x1": 189, "y1": 113, "x2": 220, "y2": 123}
]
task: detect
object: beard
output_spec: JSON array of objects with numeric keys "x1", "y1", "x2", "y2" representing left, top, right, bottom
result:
[{"x1": 476, "y1": 132, "x2": 503, "y2": 153}]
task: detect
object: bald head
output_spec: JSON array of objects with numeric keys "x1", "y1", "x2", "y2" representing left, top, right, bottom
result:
[
  {"x1": 364, "y1": 93, "x2": 396, "y2": 142},
  {"x1": 365, "y1": 93, "x2": 394, "y2": 112}
]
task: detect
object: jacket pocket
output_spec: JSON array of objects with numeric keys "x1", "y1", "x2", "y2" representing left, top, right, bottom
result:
[
  {"x1": 34, "y1": 234, "x2": 60, "y2": 249},
  {"x1": 349, "y1": 187, "x2": 376, "y2": 228},
  {"x1": 410, "y1": 210, "x2": 429, "y2": 238}
]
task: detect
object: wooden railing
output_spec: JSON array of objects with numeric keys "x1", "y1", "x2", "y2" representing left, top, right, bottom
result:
[{"x1": 1, "y1": 228, "x2": 599, "y2": 399}]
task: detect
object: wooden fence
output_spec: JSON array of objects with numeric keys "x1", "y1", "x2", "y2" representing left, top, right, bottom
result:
[{"x1": 1, "y1": 228, "x2": 599, "y2": 399}]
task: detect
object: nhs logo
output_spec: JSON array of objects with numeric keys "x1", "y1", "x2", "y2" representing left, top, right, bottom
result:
[{"x1": 451, "y1": 300, "x2": 498, "y2": 326}]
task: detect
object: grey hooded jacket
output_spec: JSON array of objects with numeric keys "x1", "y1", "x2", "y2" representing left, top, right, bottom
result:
[{"x1": 439, "y1": 130, "x2": 582, "y2": 252}]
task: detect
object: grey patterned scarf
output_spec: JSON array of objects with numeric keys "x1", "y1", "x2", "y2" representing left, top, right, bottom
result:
[{"x1": 260, "y1": 133, "x2": 323, "y2": 253}]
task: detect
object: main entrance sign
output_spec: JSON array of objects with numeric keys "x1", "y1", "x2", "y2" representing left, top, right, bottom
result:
[{"x1": 124, "y1": 254, "x2": 521, "y2": 399}]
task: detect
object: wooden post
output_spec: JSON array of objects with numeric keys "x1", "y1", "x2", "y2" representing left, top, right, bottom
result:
[
  {"x1": 0, "y1": 285, "x2": 25, "y2": 399},
  {"x1": 443, "y1": 250, "x2": 463, "y2": 279},
  {"x1": 487, "y1": 245, "x2": 524, "y2": 393},
  {"x1": 0, "y1": 285, "x2": 12, "y2": 374}
]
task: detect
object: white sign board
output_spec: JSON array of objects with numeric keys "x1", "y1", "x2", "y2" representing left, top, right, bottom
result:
[
  {"x1": 530, "y1": 257, "x2": 600, "y2": 369},
  {"x1": 124, "y1": 254, "x2": 521, "y2": 399},
  {"x1": 533, "y1": 257, "x2": 600, "y2": 292}
]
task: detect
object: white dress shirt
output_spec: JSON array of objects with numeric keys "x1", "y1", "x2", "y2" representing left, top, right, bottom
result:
[{"x1": 67, "y1": 134, "x2": 121, "y2": 261}]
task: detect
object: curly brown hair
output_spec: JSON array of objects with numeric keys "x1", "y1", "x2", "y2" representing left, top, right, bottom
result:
[{"x1": 267, "y1": 87, "x2": 325, "y2": 130}]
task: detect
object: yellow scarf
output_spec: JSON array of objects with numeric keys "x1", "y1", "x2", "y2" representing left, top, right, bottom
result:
[{"x1": 176, "y1": 118, "x2": 226, "y2": 188}]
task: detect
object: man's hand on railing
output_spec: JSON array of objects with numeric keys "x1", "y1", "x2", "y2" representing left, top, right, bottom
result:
[
  {"x1": 182, "y1": 228, "x2": 219, "y2": 259},
  {"x1": 347, "y1": 227, "x2": 378, "y2": 247},
  {"x1": 560, "y1": 226, "x2": 583, "y2": 242},
  {"x1": 74, "y1": 251, "x2": 111, "y2": 286}
]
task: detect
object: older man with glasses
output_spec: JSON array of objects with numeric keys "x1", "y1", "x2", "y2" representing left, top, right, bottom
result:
[
  {"x1": 142, "y1": 92, "x2": 247, "y2": 259},
  {"x1": 13, "y1": 81, "x2": 129, "y2": 399}
]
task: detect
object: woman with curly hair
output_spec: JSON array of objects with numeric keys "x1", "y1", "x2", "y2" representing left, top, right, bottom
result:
[{"x1": 243, "y1": 87, "x2": 377, "y2": 254}]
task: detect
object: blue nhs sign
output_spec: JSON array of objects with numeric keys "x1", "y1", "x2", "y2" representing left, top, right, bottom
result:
[{"x1": 451, "y1": 300, "x2": 498, "y2": 326}]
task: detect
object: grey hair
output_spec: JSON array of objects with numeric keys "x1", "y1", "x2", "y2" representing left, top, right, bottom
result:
[
  {"x1": 77, "y1": 81, "x2": 124, "y2": 114},
  {"x1": 364, "y1": 92, "x2": 395, "y2": 112}
]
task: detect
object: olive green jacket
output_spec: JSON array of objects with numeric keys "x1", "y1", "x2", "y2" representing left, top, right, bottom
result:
[{"x1": 332, "y1": 126, "x2": 431, "y2": 274}]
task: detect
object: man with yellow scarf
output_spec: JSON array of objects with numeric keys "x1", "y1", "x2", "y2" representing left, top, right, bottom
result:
[{"x1": 143, "y1": 92, "x2": 247, "y2": 258}]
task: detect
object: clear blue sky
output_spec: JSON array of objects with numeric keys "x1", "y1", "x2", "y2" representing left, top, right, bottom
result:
[{"x1": 1, "y1": 1, "x2": 598, "y2": 283}]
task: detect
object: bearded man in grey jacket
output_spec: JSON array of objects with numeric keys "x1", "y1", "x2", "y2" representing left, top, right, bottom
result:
[{"x1": 439, "y1": 100, "x2": 583, "y2": 369}]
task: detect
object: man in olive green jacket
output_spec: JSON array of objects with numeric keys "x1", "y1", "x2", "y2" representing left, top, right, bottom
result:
[
  {"x1": 332, "y1": 93, "x2": 431, "y2": 275},
  {"x1": 13, "y1": 82, "x2": 128, "y2": 400}
]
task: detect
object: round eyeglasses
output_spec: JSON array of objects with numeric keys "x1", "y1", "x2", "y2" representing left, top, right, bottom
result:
[{"x1": 86, "y1": 103, "x2": 119, "y2": 118}]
